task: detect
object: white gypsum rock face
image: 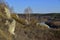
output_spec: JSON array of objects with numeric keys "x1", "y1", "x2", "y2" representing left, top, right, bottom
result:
[
  {"x1": 8, "y1": 19, "x2": 16, "y2": 35},
  {"x1": 4, "y1": 7, "x2": 16, "y2": 35},
  {"x1": 5, "y1": 19, "x2": 16, "y2": 35},
  {"x1": 36, "y1": 23, "x2": 50, "y2": 28},
  {"x1": 4, "y1": 7, "x2": 11, "y2": 19}
]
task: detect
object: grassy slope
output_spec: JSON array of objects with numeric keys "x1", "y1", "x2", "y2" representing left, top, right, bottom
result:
[
  {"x1": 0, "y1": 13, "x2": 60, "y2": 40},
  {"x1": 15, "y1": 22, "x2": 60, "y2": 40}
]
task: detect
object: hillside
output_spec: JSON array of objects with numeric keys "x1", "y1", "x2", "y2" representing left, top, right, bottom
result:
[
  {"x1": 0, "y1": 13, "x2": 60, "y2": 40},
  {"x1": 0, "y1": 1, "x2": 60, "y2": 40}
]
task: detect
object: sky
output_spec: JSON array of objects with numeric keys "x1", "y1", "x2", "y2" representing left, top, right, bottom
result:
[{"x1": 5, "y1": 0, "x2": 60, "y2": 13}]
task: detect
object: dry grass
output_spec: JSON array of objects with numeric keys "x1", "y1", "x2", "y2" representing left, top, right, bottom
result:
[
  {"x1": 0, "y1": 13, "x2": 60, "y2": 40},
  {"x1": 15, "y1": 22, "x2": 60, "y2": 40},
  {"x1": 0, "y1": 29, "x2": 13, "y2": 40},
  {"x1": 52, "y1": 21, "x2": 60, "y2": 26}
]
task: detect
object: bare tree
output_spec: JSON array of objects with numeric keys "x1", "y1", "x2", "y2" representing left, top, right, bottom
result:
[{"x1": 24, "y1": 7, "x2": 32, "y2": 22}]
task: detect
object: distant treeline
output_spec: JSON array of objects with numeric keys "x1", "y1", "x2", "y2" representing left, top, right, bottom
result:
[{"x1": 18, "y1": 13, "x2": 60, "y2": 17}]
